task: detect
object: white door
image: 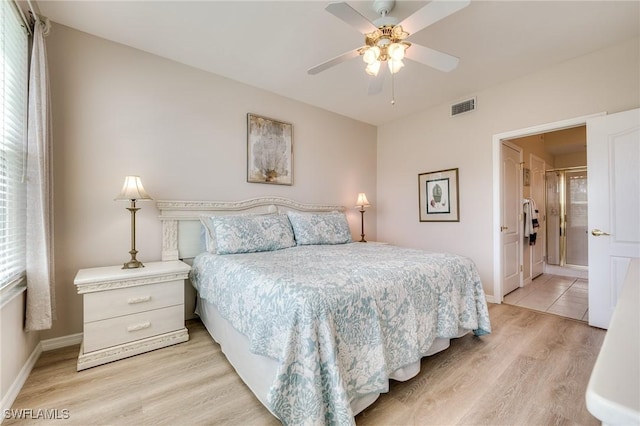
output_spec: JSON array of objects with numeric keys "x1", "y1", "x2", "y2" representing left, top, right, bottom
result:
[
  {"x1": 502, "y1": 141, "x2": 522, "y2": 296},
  {"x1": 587, "y1": 108, "x2": 640, "y2": 329},
  {"x1": 530, "y1": 154, "x2": 546, "y2": 278}
]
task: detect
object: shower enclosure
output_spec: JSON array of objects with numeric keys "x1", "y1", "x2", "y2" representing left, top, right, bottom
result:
[{"x1": 546, "y1": 168, "x2": 588, "y2": 268}]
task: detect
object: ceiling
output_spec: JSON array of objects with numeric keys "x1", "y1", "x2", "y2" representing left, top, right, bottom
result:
[{"x1": 36, "y1": 1, "x2": 640, "y2": 126}]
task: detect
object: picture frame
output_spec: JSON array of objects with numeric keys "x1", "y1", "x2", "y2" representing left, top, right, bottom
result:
[
  {"x1": 418, "y1": 168, "x2": 460, "y2": 222},
  {"x1": 523, "y1": 167, "x2": 531, "y2": 187},
  {"x1": 247, "y1": 113, "x2": 293, "y2": 185}
]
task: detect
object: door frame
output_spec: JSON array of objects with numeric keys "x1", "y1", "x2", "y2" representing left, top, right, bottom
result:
[{"x1": 492, "y1": 112, "x2": 605, "y2": 303}]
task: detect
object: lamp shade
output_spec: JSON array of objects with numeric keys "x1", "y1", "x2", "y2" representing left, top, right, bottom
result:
[
  {"x1": 356, "y1": 192, "x2": 370, "y2": 208},
  {"x1": 388, "y1": 43, "x2": 406, "y2": 61},
  {"x1": 365, "y1": 60, "x2": 381, "y2": 76},
  {"x1": 388, "y1": 58, "x2": 404, "y2": 74},
  {"x1": 115, "y1": 176, "x2": 152, "y2": 201},
  {"x1": 362, "y1": 46, "x2": 380, "y2": 65}
]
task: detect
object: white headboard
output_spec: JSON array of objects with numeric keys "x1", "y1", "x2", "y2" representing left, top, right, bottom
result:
[{"x1": 156, "y1": 196, "x2": 345, "y2": 260}]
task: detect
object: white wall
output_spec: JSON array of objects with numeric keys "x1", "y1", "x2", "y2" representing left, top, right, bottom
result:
[
  {"x1": 377, "y1": 37, "x2": 640, "y2": 297},
  {"x1": 42, "y1": 23, "x2": 377, "y2": 339}
]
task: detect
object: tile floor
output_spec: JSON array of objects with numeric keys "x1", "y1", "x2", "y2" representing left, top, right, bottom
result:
[{"x1": 504, "y1": 274, "x2": 589, "y2": 322}]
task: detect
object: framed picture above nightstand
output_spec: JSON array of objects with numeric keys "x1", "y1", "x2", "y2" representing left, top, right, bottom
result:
[{"x1": 74, "y1": 260, "x2": 191, "y2": 371}]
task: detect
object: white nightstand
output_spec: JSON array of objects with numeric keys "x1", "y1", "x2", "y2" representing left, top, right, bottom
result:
[{"x1": 74, "y1": 260, "x2": 191, "y2": 371}]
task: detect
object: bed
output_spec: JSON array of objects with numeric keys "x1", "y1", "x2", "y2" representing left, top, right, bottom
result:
[{"x1": 157, "y1": 197, "x2": 491, "y2": 425}]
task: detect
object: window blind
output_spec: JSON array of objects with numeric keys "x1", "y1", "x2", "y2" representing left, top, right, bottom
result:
[{"x1": 0, "y1": 1, "x2": 28, "y2": 290}]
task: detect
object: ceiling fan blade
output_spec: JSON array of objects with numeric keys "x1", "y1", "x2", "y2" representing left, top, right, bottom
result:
[
  {"x1": 325, "y1": 2, "x2": 377, "y2": 34},
  {"x1": 405, "y1": 44, "x2": 460, "y2": 72},
  {"x1": 307, "y1": 49, "x2": 361, "y2": 75},
  {"x1": 399, "y1": 0, "x2": 470, "y2": 35}
]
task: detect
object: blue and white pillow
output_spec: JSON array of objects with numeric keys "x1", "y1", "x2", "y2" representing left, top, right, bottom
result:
[
  {"x1": 212, "y1": 214, "x2": 296, "y2": 255},
  {"x1": 200, "y1": 208, "x2": 277, "y2": 254},
  {"x1": 286, "y1": 211, "x2": 352, "y2": 245}
]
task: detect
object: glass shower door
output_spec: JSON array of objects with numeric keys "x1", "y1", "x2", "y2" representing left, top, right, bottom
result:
[
  {"x1": 565, "y1": 169, "x2": 588, "y2": 266},
  {"x1": 546, "y1": 171, "x2": 561, "y2": 265}
]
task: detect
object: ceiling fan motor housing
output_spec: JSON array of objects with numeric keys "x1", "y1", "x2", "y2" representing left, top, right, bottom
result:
[{"x1": 373, "y1": 0, "x2": 395, "y2": 17}]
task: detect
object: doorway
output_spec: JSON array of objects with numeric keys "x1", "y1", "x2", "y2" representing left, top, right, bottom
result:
[
  {"x1": 492, "y1": 114, "x2": 601, "y2": 305},
  {"x1": 494, "y1": 109, "x2": 640, "y2": 328},
  {"x1": 508, "y1": 126, "x2": 588, "y2": 277},
  {"x1": 502, "y1": 128, "x2": 589, "y2": 321}
]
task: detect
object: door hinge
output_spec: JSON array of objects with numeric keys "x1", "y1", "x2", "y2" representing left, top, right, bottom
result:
[{"x1": 520, "y1": 265, "x2": 523, "y2": 272}]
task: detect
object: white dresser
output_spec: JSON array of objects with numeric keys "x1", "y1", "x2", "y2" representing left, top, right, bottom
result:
[
  {"x1": 586, "y1": 258, "x2": 640, "y2": 425},
  {"x1": 74, "y1": 260, "x2": 190, "y2": 371}
]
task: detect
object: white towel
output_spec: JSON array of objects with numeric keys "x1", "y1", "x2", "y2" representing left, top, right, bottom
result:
[
  {"x1": 530, "y1": 198, "x2": 539, "y2": 223},
  {"x1": 523, "y1": 199, "x2": 536, "y2": 237}
]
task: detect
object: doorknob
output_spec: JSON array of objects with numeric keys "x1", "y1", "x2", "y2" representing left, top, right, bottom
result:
[
  {"x1": 500, "y1": 226, "x2": 509, "y2": 231},
  {"x1": 591, "y1": 229, "x2": 611, "y2": 236}
]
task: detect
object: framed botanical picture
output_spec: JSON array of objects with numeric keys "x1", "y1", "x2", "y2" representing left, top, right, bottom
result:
[
  {"x1": 247, "y1": 113, "x2": 293, "y2": 185},
  {"x1": 523, "y1": 167, "x2": 531, "y2": 187},
  {"x1": 418, "y1": 168, "x2": 460, "y2": 222}
]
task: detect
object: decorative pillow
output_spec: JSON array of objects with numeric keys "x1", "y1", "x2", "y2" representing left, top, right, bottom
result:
[
  {"x1": 286, "y1": 211, "x2": 352, "y2": 245},
  {"x1": 200, "y1": 207, "x2": 278, "y2": 254},
  {"x1": 212, "y1": 214, "x2": 296, "y2": 255}
]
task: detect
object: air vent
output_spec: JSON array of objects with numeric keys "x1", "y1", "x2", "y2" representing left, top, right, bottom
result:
[{"x1": 450, "y1": 97, "x2": 476, "y2": 117}]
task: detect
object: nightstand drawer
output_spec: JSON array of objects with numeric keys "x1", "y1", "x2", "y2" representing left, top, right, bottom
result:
[
  {"x1": 83, "y1": 304, "x2": 184, "y2": 353},
  {"x1": 84, "y1": 280, "x2": 183, "y2": 323}
]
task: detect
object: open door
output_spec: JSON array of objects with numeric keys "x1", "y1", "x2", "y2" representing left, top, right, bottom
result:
[
  {"x1": 587, "y1": 108, "x2": 640, "y2": 329},
  {"x1": 501, "y1": 141, "x2": 522, "y2": 296}
]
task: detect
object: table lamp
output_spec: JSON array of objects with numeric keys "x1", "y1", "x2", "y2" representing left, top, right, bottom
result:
[
  {"x1": 356, "y1": 192, "x2": 370, "y2": 243},
  {"x1": 115, "y1": 176, "x2": 152, "y2": 269}
]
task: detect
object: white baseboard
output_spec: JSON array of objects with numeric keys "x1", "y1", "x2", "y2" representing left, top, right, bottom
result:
[
  {"x1": 1, "y1": 332, "x2": 83, "y2": 424},
  {"x1": 41, "y1": 333, "x2": 83, "y2": 352},
  {"x1": 0, "y1": 342, "x2": 42, "y2": 424},
  {"x1": 485, "y1": 295, "x2": 497, "y2": 304}
]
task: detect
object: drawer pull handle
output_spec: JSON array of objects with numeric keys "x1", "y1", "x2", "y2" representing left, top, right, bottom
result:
[
  {"x1": 127, "y1": 321, "x2": 151, "y2": 332},
  {"x1": 127, "y1": 295, "x2": 151, "y2": 304}
]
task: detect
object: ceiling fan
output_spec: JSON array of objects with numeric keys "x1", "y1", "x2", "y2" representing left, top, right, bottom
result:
[{"x1": 308, "y1": 0, "x2": 470, "y2": 88}]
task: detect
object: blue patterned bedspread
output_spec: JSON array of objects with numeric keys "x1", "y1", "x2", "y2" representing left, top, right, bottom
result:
[{"x1": 191, "y1": 243, "x2": 491, "y2": 425}]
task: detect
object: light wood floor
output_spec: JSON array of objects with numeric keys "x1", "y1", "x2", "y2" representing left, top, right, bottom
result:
[{"x1": 6, "y1": 303, "x2": 605, "y2": 425}]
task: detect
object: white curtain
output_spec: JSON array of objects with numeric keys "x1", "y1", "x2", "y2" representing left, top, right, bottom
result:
[{"x1": 25, "y1": 16, "x2": 55, "y2": 331}]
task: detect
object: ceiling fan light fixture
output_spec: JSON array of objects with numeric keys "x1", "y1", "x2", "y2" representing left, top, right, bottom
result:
[
  {"x1": 365, "y1": 60, "x2": 381, "y2": 76},
  {"x1": 387, "y1": 42, "x2": 406, "y2": 61},
  {"x1": 388, "y1": 58, "x2": 404, "y2": 74},
  {"x1": 362, "y1": 46, "x2": 380, "y2": 64}
]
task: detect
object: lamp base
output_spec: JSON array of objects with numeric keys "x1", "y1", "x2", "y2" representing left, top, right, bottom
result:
[
  {"x1": 122, "y1": 259, "x2": 145, "y2": 269},
  {"x1": 359, "y1": 208, "x2": 367, "y2": 243},
  {"x1": 122, "y1": 249, "x2": 145, "y2": 269}
]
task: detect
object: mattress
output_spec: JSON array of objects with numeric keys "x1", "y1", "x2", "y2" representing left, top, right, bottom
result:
[{"x1": 191, "y1": 242, "x2": 491, "y2": 425}]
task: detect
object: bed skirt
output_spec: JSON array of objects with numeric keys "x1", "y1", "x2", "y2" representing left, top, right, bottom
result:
[{"x1": 196, "y1": 296, "x2": 467, "y2": 420}]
